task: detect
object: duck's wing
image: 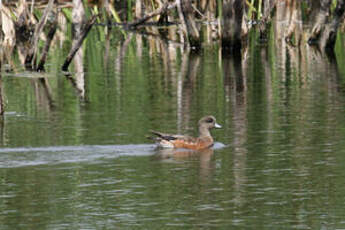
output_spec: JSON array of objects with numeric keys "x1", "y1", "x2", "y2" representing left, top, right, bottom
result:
[
  {"x1": 150, "y1": 130, "x2": 189, "y2": 141},
  {"x1": 149, "y1": 131, "x2": 212, "y2": 150}
]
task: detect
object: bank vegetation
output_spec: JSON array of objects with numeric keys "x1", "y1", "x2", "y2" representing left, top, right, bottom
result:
[{"x1": 0, "y1": 0, "x2": 344, "y2": 115}]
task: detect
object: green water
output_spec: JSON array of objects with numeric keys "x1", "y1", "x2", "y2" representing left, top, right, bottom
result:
[{"x1": 1, "y1": 29, "x2": 345, "y2": 229}]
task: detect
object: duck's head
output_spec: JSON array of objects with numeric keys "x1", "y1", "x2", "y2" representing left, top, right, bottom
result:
[{"x1": 198, "y1": 115, "x2": 222, "y2": 130}]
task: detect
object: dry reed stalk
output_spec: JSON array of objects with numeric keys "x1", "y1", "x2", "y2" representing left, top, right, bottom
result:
[
  {"x1": 25, "y1": 0, "x2": 55, "y2": 69},
  {"x1": 308, "y1": 0, "x2": 332, "y2": 44},
  {"x1": 318, "y1": 0, "x2": 345, "y2": 50},
  {"x1": 128, "y1": 1, "x2": 177, "y2": 28},
  {"x1": 222, "y1": 0, "x2": 245, "y2": 51},
  {"x1": 0, "y1": 58, "x2": 3, "y2": 115},
  {"x1": 1, "y1": 5, "x2": 16, "y2": 48},
  {"x1": 62, "y1": 14, "x2": 97, "y2": 72},
  {"x1": 36, "y1": 14, "x2": 58, "y2": 71}
]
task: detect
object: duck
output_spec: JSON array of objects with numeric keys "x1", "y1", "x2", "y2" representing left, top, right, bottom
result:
[{"x1": 150, "y1": 115, "x2": 222, "y2": 150}]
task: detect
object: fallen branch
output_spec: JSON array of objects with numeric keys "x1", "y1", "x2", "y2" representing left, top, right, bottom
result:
[
  {"x1": 36, "y1": 18, "x2": 58, "y2": 72},
  {"x1": 127, "y1": 1, "x2": 177, "y2": 28},
  {"x1": 308, "y1": 0, "x2": 332, "y2": 45},
  {"x1": 178, "y1": 0, "x2": 201, "y2": 48},
  {"x1": 25, "y1": 0, "x2": 55, "y2": 69},
  {"x1": 318, "y1": 0, "x2": 345, "y2": 50},
  {"x1": 259, "y1": 0, "x2": 276, "y2": 41},
  {"x1": 62, "y1": 14, "x2": 98, "y2": 72}
]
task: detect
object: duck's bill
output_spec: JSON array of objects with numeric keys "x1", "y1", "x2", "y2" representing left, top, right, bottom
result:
[{"x1": 215, "y1": 123, "x2": 222, "y2": 128}]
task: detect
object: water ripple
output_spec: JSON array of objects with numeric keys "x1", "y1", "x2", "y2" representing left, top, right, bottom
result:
[{"x1": 0, "y1": 144, "x2": 156, "y2": 168}]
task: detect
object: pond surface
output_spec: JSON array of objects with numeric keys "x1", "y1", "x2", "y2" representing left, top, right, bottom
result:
[{"x1": 1, "y1": 29, "x2": 345, "y2": 229}]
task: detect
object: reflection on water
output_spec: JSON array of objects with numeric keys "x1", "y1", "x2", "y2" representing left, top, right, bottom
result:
[{"x1": 1, "y1": 27, "x2": 345, "y2": 229}]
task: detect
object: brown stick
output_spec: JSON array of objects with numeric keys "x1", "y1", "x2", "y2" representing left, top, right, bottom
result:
[
  {"x1": 222, "y1": 0, "x2": 245, "y2": 51},
  {"x1": 36, "y1": 18, "x2": 58, "y2": 72},
  {"x1": 319, "y1": 0, "x2": 345, "y2": 50},
  {"x1": 128, "y1": 1, "x2": 177, "y2": 28},
  {"x1": 308, "y1": 0, "x2": 332, "y2": 44},
  {"x1": 25, "y1": 0, "x2": 55, "y2": 69},
  {"x1": 259, "y1": 0, "x2": 276, "y2": 41},
  {"x1": 285, "y1": 0, "x2": 302, "y2": 46},
  {"x1": 178, "y1": 0, "x2": 200, "y2": 48},
  {"x1": 62, "y1": 15, "x2": 97, "y2": 72}
]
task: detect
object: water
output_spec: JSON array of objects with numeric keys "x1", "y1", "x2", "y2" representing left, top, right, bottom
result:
[{"x1": 1, "y1": 28, "x2": 345, "y2": 229}]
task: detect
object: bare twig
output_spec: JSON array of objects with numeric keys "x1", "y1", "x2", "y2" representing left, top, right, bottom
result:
[
  {"x1": 25, "y1": 0, "x2": 55, "y2": 69},
  {"x1": 62, "y1": 14, "x2": 98, "y2": 72},
  {"x1": 128, "y1": 1, "x2": 177, "y2": 28},
  {"x1": 308, "y1": 0, "x2": 332, "y2": 44},
  {"x1": 36, "y1": 17, "x2": 58, "y2": 71}
]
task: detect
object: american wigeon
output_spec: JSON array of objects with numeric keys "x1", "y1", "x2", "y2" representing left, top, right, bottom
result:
[{"x1": 150, "y1": 115, "x2": 222, "y2": 150}]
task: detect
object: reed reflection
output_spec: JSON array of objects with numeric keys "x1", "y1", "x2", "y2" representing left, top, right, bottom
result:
[
  {"x1": 0, "y1": 60, "x2": 4, "y2": 146},
  {"x1": 275, "y1": 0, "x2": 303, "y2": 46},
  {"x1": 34, "y1": 77, "x2": 55, "y2": 111},
  {"x1": 69, "y1": 0, "x2": 86, "y2": 99},
  {"x1": 0, "y1": 57, "x2": 4, "y2": 116},
  {"x1": 114, "y1": 33, "x2": 132, "y2": 91},
  {"x1": 222, "y1": 50, "x2": 247, "y2": 207},
  {"x1": 1, "y1": 4, "x2": 16, "y2": 71},
  {"x1": 177, "y1": 51, "x2": 200, "y2": 133}
]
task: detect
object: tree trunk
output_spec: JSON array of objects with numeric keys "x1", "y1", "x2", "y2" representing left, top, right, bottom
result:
[
  {"x1": 135, "y1": 0, "x2": 143, "y2": 19},
  {"x1": 36, "y1": 15, "x2": 57, "y2": 71},
  {"x1": 128, "y1": 2, "x2": 176, "y2": 28},
  {"x1": 308, "y1": 0, "x2": 321, "y2": 23},
  {"x1": 318, "y1": 0, "x2": 345, "y2": 50},
  {"x1": 308, "y1": 0, "x2": 332, "y2": 44},
  {"x1": 177, "y1": 0, "x2": 201, "y2": 49},
  {"x1": 222, "y1": 0, "x2": 245, "y2": 51},
  {"x1": 285, "y1": 0, "x2": 302, "y2": 46},
  {"x1": 259, "y1": 0, "x2": 275, "y2": 41},
  {"x1": 25, "y1": 0, "x2": 55, "y2": 69}
]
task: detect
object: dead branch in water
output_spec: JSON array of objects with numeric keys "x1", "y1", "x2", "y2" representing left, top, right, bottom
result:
[
  {"x1": 177, "y1": 0, "x2": 201, "y2": 49},
  {"x1": 222, "y1": 0, "x2": 245, "y2": 51},
  {"x1": 36, "y1": 16, "x2": 58, "y2": 72},
  {"x1": 128, "y1": 1, "x2": 177, "y2": 28},
  {"x1": 62, "y1": 14, "x2": 98, "y2": 72},
  {"x1": 25, "y1": 0, "x2": 55, "y2": 70},
  {"x1": 285, "y1": 0, "x2": 302, "y2": 47},
  {"x1": 308, "y1": 0, "x2": 332, "y2": 44},
  {"x1": 308, "y1": 0, "x2": 345, "y2": 51},
  {"x1": 319, "y1": 0, "x2": 345, "y2": 50},
  {"x1": 259, "y1": 0, "x2": 276, "y2": 41}
]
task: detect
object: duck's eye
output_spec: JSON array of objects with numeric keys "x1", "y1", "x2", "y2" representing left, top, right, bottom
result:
[{"x1": 206, "y1": 118, "x2": 214, "y2": 123}]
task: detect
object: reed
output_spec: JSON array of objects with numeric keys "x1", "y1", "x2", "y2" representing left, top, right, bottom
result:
[{"x1": 0, "y1": 0, "x2": 344, "y2": 73}]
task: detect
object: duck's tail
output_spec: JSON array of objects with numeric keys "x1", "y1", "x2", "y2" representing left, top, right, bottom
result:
[{"x1": 148, "y1": 130, "x2": 178, "y2": 141}]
